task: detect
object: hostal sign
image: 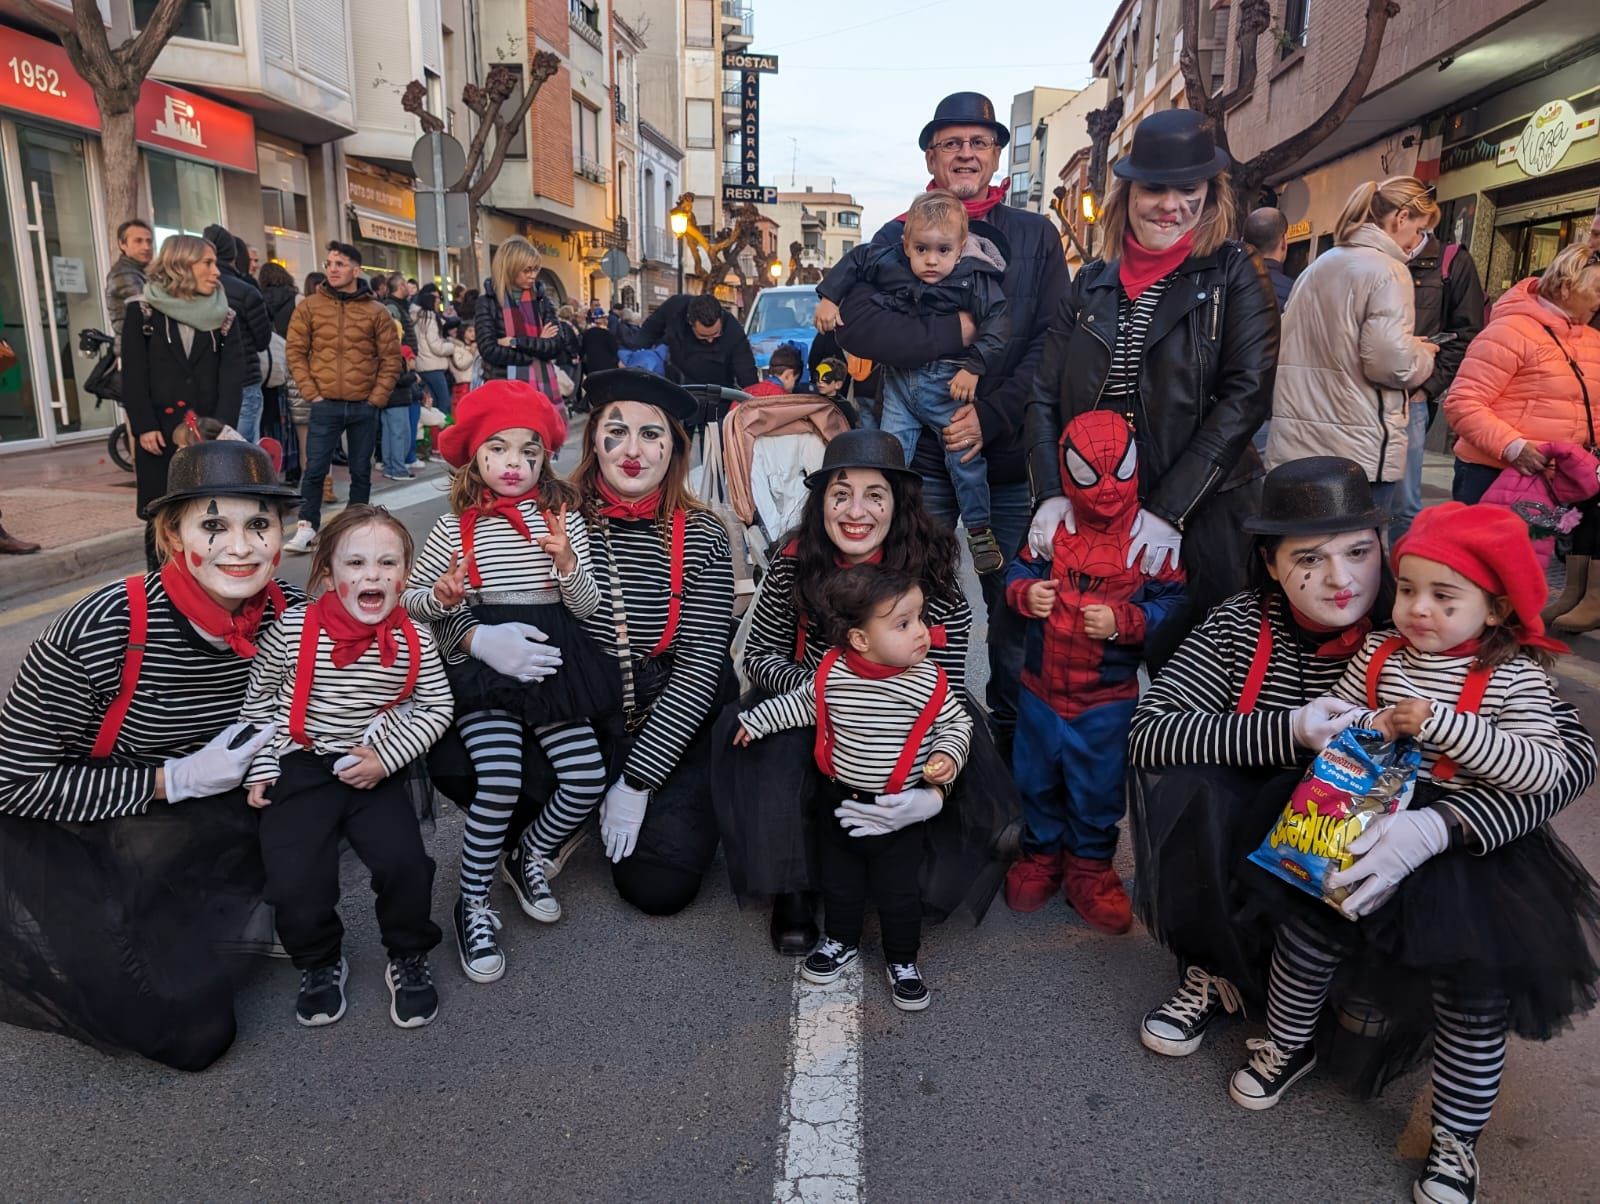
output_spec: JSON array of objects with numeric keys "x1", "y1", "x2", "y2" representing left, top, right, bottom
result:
[{"x1": 721, "y1": 50, "x2": 779, "y2": 207}]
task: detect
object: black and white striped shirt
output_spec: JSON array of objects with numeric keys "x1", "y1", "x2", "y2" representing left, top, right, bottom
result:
[
  {"x1": 742, "y1": 552, "x2": 973, "y2": 696},
  {"x1": 1101, "y1": 279, "x2": 1170, "y2": 406},
  {"x1": 240, "y1": 603, "x2": 454, "y2": 781},
  {"x1": 1333, "y1": 633, "x2": 1565, "y2": 795},
  {"x1": 1129, "y1": 590, "x2": 1597, "y2": 852},
  {"x1": 580, "y1": 512, "x2": 735, "y2": 791},
  {"x1": 0, "y1": 575, "x2": 301, "y2": 823},
  {"x1": 739, "y1": 656, "x2": 972, "y2": 792}
]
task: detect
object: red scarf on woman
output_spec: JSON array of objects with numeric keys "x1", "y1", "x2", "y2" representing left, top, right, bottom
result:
[
  {"x1": 159, "y1": 556, "x2": 284, "y2": 658},
  {"x1": 310, "y1": 590, "x2": 404, "y2": 669},
  {"x1": 1287, "y1": 602, "x2": 1373, "y2": 659},
  {"x1": 595, "y1": 478, "x2": 663, "y2": 521},
  {"x1": 900, "y1": 181, "x2": 1008, "y2": 223},
  {"x1": 1120, "y1": 230, "x2": 1195, "y2": 301}
]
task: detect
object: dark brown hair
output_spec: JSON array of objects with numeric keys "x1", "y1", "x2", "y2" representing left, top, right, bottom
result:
[
  {"x1": 448, "y1": 446, "x2": 579, "y2": 519},
  {"x1": 306, "y1": 504, "x2": 415, "y2": 596},
  {"x1": 822, "y1": 564, "x2": 922, "y2": 648},
  {"x1": 1475, "y1": 595, "x2": 1556, "y2": 670}
]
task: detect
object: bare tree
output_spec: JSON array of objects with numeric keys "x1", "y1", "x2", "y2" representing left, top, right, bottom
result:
[
  {"x1": 16, "y1": 0, "x2": 190, "y2": 239},
  {"x1": 1179, "y1": 0, "x2": 1401, "y2": 205},
  {"x1": 402, "y1": 50, "x2": 561, "y2": 285}
]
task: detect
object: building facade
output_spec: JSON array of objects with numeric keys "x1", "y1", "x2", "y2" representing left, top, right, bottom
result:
[
  {"x1": 1006, "y1": 86, "x2": 1078, "y2": 209},
  {"x1": 772, "y1": 179, "x2": 863, "y2": 274}
]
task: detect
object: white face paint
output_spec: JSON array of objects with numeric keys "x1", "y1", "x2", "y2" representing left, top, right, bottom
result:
[
  {"x1": 1264, "y1": 529, "x2": 1384, "y2": 628},
  {"x1": 174, "y1": 495, "x2": 282, "y2": 609},
  {"x1": 474, "y1": 426, "x2": 543, "y2": 499},
  {"x1": 327, "y1": 522, "x2": 408, "y2": 626},
  {"x1": 822, "y1": 468, "x2": 894, "y2": 562},
  {"x1": 595, "y1": 401, "x2": 673, "y2": 498}
]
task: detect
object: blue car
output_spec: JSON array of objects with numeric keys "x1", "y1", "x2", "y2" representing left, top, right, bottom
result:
[{"x1": 745, "y1": 286, "x2": 820, "y2": 385}]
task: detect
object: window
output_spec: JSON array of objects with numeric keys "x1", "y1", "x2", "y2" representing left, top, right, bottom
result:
[
  {"x1": 1150, "y1": 0, "x2": 1162, "y2": 64},
  {"x1": 1282, "y1": 0, "x2": 1310, "y2": 56},
  {"x1": 686, "y1": 98, "x2": 715, "y2": 149},
  {"x1": 1012, "y1": 123, "x2": 1031, "y2": 163},
  {"x1": 148, "y1": 154, "x2": 221, "y2": 243},
  {"x1": 686, "y1": 0, "x2": 714, "y2": 47},
  {"x1": 1011, "y1": 169, "x2": 1030, "y2": 198},
  {"x1": 573, "y1": 101, "x2": 604, "y2": 181},
  {"x1": 135, "y1": 0, "x2": 238, "y2": 44},
  {"x1": 259, "y1": 144, "x2": 310, "y2": 232},
  {"x1": 837, "y1": 211, "x2": 860, "y2": 229},
  {"x1": 840, "y1": 240, "x2": 854, "y2": 255},
  {"x1": 499, "y1": 64, "x2": 527, "y2": 160}
]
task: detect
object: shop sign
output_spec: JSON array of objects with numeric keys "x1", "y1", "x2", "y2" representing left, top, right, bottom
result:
[
  {"x1": 354, "y1": 213, "x2": 419, "y2": 248},
  {"x1": 1497, "y1": 99, "x2": 1598, "y2": 177},
  {"x1": 347, "y1": 167, "x2": 416, "y2": 221},
  {"x1": 0, "y1": 26, "x2": 256, "y2": 172},
  {"x1": 1286, "y1": 220, "x2": 1311, "y2": 240},
  {"x1": 50, "y1": 256, "x2": 87, "y2": 294}
]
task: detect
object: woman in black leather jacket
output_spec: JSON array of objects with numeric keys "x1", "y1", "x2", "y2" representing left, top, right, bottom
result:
[{"x1": 1024, "y1": 111, "x2": 1278, "y2": 664}]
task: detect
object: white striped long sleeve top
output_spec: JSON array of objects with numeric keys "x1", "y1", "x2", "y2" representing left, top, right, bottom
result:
[
  {"x1": 240, "y1": 603, "x2": 454, "y2": 782},
  {"x1": 739, "y1": 656, "x2": 972, "y2": 793},
  {"x1": 1332, "y1": 633, "x2": 1566, "y2": 795},
  {"x1": 0, "y1": 575, "x2": 301, "y2": 823}
]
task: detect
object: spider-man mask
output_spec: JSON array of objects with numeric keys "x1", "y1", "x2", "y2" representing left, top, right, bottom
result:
[{"x1": 1059, "y1": 411, "x2": 1139, "y2": 525}]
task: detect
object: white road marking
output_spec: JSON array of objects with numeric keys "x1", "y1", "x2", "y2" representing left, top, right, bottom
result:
[{"x1": 773, "y1": 959, "x2": 864, "y2": 1203}]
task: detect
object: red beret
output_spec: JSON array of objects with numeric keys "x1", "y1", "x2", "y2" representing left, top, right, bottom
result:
[
  {"x1": 1392, "y1": 502, "x2": 1565, "y2": 653},
  {"x1": 438, "y1": 380, "x2": 566, "y2": 468}
]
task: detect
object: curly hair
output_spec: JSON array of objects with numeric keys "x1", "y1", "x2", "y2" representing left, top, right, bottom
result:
[
  {"x1": 821, "y1": 565, "x2": 921, "y2": 649},
  {"x1": 785, "y1": 469, "x2": 960, "y2": 621},
  {"x1": 149, "y1": 234, "x2": 218, "y2": 299}
]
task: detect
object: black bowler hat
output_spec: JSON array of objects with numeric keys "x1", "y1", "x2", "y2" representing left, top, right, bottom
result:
[
  {"x1": 147, "y1": 441, "x2": 300, "y2": 512},
  {"x1": 918, "y1": 92, "x2": 1009, "y2": 152},
  {"x1": 1112, "y1": 110, "x2": 1231, "y2": 186},
  {"x1": 581, "y1": 368, "x2": 699, "y2": 426},
  {"x1": 1242, "y1": 457, "x2": 1389, "y2": 536},
  {"x1": 805, "y1": 429, "x2": 919, "y2": 489}
]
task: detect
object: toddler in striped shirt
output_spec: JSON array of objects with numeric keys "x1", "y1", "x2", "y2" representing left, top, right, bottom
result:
[{"x1": 736, "y1": 565, "x2": 971, "y2": 1011}]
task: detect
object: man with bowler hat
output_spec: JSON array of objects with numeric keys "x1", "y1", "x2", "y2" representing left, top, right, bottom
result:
[{"x1": 833, "y1": 91, "x2": 1070, "y2": 751}]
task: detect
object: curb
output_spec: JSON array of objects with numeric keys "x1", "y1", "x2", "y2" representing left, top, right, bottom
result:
[{"x1": 0, "y1": 527, "x2": 146, "y2": 608}]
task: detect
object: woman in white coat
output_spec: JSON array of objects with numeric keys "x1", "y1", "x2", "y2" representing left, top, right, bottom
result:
[{"x1": 1266, "y1": 177, "x2": 1439, "y2": 511}]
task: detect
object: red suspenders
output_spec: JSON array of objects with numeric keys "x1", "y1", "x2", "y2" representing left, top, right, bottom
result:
[
  {"x1": 90, "y1": 576, "x2": 149, "y2": 758},
  {"x1": 811, "y1": 647, "x2": 951, "y2": 794},
  {"x1": 289, "y1": 609, "x2": 422, "y2": 747},
  {"x1": 1364, "y1": 635, "x2": 1493, "y2": 782}
]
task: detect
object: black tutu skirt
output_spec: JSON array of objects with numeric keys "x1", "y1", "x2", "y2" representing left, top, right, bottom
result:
[
  {"x1": 1129, "y1": 764, "x2": 1302, "y2": 1008},
  {"x1": 444, "y1": 601, "x2": 621, "y2": 729},
  {"x1": 711, "y1": 690, "x2": 1020, "y2": 923},
  {"x1": 0, "y1": 792, "x2": 266, "y2": 1071}
]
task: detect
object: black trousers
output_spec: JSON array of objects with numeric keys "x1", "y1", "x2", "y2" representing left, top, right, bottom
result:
[
  {"x1": 818, "y1": 783, "x2": 923, "y2": 964},
  {"x1": 259, "y1": 751, "x2": 440, "y2": 970}
]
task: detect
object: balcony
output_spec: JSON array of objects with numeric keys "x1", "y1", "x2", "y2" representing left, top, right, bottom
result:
[
  {"x1": 582, "y1": 215, "x2": 631, "y2": 254},
  {"x1": 721, "y1": 88, "x2": 741, "y2": 115},
  {"x1": 569, "y1": 0, "x2": 603, "y2": 49},
  {"x1": 721, "y1": 1, "x2": 753, "y2": 45},
  {"x1": 642, "y1": 226, "x2": 676, "y2": 264},
  {"x1": 614, "y1": 86, "x2": 630, "y2": 127},
  {"x1": 575, "y1": 154, "x2": 611, "y2": 185}
]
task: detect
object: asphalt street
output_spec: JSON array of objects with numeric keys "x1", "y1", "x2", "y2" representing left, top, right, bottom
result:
[{"x1": 0, "y1": 465, "x2": 1597, "y2": 1201}]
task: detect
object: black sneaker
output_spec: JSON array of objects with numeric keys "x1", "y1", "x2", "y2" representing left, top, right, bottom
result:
[
  {"x1": 1140, "y1": 966, "x2": 1242, "y2": 1057},
  {"x1": 503, "y1": 841, "x2": 561, "y2": 923},
  {"x1": 967, "y1": 528, "x2": 1005, "y2": 575},
  {"x1": 453, "y1": 895, "x2": 505, "y2": 983},
  {"x1": 800, "y1": 937, "x2": 859, "y2": 985},
  {"x1": 1228, "y1": 1037, "x2": 1317, "y2": 1110},
  {"x1": 1414, "y1": 1126, "x2": 1479, "y2": 1204},
  {"x1": 886, "y1": 962, "x2": 931, "y2": 1012},
  {"x1": 295, "y1": 957, "x2": 348, "y2": 1027},
  {"x1": 386, "y1": 954, "x2": 439, "y2": 1029}
]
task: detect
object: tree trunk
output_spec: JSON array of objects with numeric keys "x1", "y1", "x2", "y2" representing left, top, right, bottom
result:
[{"x1": 99, "y1": 106, "x2": 142, "y2": 240}]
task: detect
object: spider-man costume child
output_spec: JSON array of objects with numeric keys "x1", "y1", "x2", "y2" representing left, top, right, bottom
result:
[{"x1": 1003, "y1": 411, "x2": 1186, "y2": 932}]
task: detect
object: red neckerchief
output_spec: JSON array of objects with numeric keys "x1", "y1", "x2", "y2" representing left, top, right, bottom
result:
[
  {"x1": 1120, "y1": 230, "x2": 1195, "y2": 301},
  {"x1": 833, "y1": 549, "x2": 885, "y2": 568},
  {"x1": 900, "y1": 180, "x2": 1007, "y2": 222},
  {"x1": 1440, "y1": 637, "x2": 1483, "y2": 657},
  {"x1": 843, "y1": 648, "x2": 906, "y2": 679},
  {"x1": 459, "y1": 491, "x2": 535, "y2": 589},
  {"x1": 159, "y1": 556, "x2": 285, "y2": 658},
  {"x1": 289, "y1": 595, "x2": 420, "y2": 747},
  {"x1": 1287, "y1": 602, "x2": 1374, "y2": 659},
  {"x1": 596, "y1": 478, "x2": 663, "y2": 521}
]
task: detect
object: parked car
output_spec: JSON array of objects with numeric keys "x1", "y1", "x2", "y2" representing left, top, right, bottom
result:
[{"x1": 744, "y1": 285, "x2": 819, "y2": 384}]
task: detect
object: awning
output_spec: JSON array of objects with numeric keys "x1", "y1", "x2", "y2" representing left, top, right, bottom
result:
[{"x1": 353, "y1": 209, "x2": 418, "y2": 248}]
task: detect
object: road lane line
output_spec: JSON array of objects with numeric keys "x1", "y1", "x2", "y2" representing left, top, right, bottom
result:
[
  {"x1": 0, "y1": 583, "x2": 102, "y2": 630},
  {"x1": 773, "y1": 958, "x2": 864, "y2": 1203}
]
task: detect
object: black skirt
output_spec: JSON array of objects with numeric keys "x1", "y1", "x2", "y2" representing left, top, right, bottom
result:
[
  {"x1": 711, "y1": 689, "x2": 1020, "y2": 923},
  {"x1": 0, "y1": 792, "x2": 266, "y2": 1071},
  {"x1": 444, "y1": 601, "x2": 621, "y2": 728}
]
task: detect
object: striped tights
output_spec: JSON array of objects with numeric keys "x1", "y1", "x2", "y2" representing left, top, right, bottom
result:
[
  {"x1": 1267, "y1": 915, "x2": 1508, "y2": 1138},
  {"x1": 455, "y1": 710, "x2": 608, "y2": 901}
]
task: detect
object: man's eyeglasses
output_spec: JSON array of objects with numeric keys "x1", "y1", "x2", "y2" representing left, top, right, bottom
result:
[{"x1": 930, "y1": 135, "x2": 998, "y2": 154}]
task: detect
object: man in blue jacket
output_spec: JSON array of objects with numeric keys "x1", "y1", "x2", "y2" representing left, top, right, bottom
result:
[{"x1": 832, "y1": 91, "x2": 1069, "y2": 747}]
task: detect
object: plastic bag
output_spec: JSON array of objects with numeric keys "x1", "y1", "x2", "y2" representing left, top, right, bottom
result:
[{"x1": 1249, "y1": 727, "x2": 1421, "y2": 915}]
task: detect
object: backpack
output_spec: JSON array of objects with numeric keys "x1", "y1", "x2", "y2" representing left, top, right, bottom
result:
[
  {"x1": 619, "y1": 343, "x2": 670, "y2": 376},
  {"x1": 262, "y1": 331, "x2": 288, "y2": 388}
]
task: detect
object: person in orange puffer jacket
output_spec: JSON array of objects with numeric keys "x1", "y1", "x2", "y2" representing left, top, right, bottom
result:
[{"x1": 1444, "y1": 242, "x2": 1600, "y2": 630}]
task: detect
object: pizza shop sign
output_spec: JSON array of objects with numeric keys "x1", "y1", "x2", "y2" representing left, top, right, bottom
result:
[{"x1": 1498, "y1": 98, "x2": 1598, "y2": 178}]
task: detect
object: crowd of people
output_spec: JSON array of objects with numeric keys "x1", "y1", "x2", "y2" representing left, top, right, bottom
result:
[{"x1": 1, "y1": 91, "x2": 1599, "y2": 1204}]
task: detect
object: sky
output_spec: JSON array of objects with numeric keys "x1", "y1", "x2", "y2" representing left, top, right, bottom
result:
[{"x1": 752, "y1": 0, "x2": 1122, "y2": 234}]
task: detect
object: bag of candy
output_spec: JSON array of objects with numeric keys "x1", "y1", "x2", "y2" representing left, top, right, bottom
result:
[{"x1": 1249, "y1": 727, "x2": 1421, "y2": 916}]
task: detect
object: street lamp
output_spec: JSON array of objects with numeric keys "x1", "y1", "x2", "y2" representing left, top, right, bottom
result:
[
  {"x1": 768, "y1": 259, "x2": 783, "y2": 282},
  {"x1": 1080, "y1": 190, "x2": 1098, "y2": 258},
  {"x1": 669, "y1": 208, "x2": 689, "y2": 294}
]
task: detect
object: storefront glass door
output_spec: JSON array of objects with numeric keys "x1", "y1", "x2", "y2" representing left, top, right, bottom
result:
[
  {"x1": 0, "y1": 133, "x2": 41, "y2": 444},
  {"x1": 18, "y1": 123, "x2": 110, "y2": 437}
]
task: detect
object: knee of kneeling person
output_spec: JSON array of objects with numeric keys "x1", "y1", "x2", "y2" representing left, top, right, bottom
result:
[
  {"x1": 613, "y1": 859, "x2": 700, "y2": 916},
  {"x1": 150, "y1": 1000, "x2": 238, "y2": 1072}
]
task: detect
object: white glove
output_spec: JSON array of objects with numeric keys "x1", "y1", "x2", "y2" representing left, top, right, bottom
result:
[
  {"x1": 599, "y1": 779, "x2": 649, "y2": 863},
  {"x1": 835, "y1": 786, "x2": 945, "y2": 838},
  {"x1": 332, "y1": 754, "x2": 362, "y2": 775},
  {"x1": 470, "y1": 622, "x2": 562, "y2": 682},
  {"x1": 1289, "y1": 697, "x2": 1363, "y2": 751},
  {"x1": 164, "y1": 722, "x2": 277, "y2": 803},
  {"x1": 1027, "y1": 496, "x2": 1077, "y2": 556},
  {"x1": 1327, "y1": 808, "x2": 1451, "y2": 919},
  {"x1": 1127, "y1": 509, "x2": 1182, "y2": 575}
]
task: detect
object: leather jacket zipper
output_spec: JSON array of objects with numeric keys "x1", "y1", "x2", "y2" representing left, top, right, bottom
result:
[{"x1": 1209, "y1": 286, "x2": 1221, "y2": 341}]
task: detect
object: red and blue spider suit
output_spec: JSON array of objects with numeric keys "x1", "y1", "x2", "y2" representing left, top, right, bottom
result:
[{"x1": 1002, "y1": 411, "x2": 1186, "y2": 932}]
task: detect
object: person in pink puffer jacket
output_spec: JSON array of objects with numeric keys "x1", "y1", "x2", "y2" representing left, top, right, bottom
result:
[{"x1": 1446, "y1": 242, "x2": 1600, "y2": 628}]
